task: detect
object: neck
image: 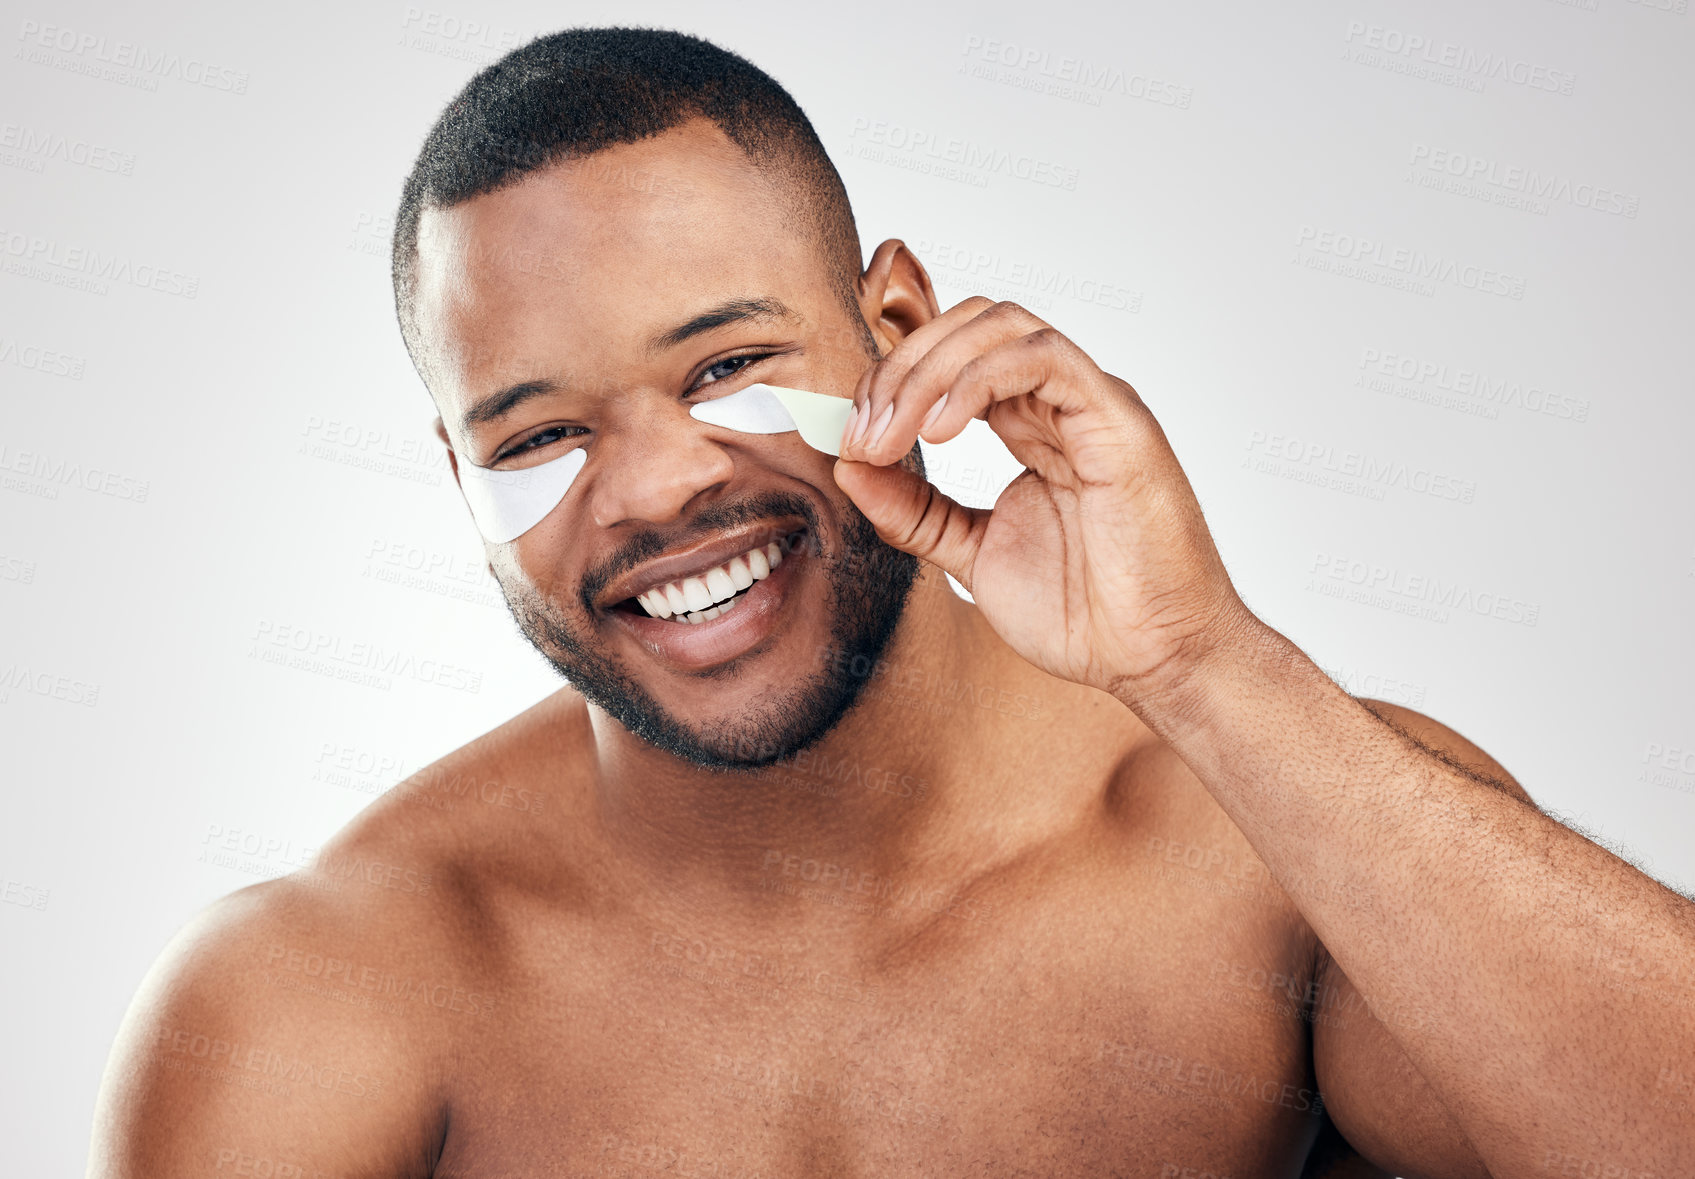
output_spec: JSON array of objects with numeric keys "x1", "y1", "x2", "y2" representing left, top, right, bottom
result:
[{"x1": 585, "y1": 563, "x2": 1102, "y2": 912}]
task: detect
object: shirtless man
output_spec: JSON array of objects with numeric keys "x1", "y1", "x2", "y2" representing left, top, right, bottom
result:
[{"x1": 87, "y1": 27, "x2": 1694, "y2": 1179}]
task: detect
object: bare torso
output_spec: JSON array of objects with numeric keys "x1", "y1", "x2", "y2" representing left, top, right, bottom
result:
[
  {"x1": 99, "y1": 680, "x2": 1410, "y2": 1179},
  {"x1": 229, "y1": 685, "x2": 1362, "y2": 1179}
]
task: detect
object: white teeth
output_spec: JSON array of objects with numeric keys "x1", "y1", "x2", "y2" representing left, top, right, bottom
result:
[
  {"x1": 641, "y1": 589, "x2": 672, "y2": 619},
  {"x1": 681, "y1": 577, "x2": 713, "y2": 612},
  {"x1": 705, "y1": 566, "x2": 736, "y2": 601},
  {"x1": 727, "y1": 554, "x2": 753, "y2": 591},
  {"x1": 632, "y1": 537, "x2": 795, "y2": 620}
]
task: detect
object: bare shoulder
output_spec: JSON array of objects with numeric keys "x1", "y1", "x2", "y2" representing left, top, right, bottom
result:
[
  {"x1": 87, "y1": 688, "x2": 598, "y2": 1179},
  {"x1": 1354, "y1": 698, "x2": 1534, "y2": 805},
  {"x1": 85, "y1": 871, "x2": 455, "y2": 1178},
  {"x1": 312, "y1": 683, "x2": 608, "y2": 928},
  {"x1": 1105, "y1": 716, "x2": 1313, "y2": 944}
]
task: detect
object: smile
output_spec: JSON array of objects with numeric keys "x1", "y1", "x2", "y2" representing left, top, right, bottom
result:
[
  {"x1": 605, "y1": 524, "x2": 812, "y2": 671},
  {"x1": 633, "y1": 539, "x2": 785, "y2": 624}
]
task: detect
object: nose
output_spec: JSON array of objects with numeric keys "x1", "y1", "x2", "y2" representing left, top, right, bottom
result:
[{"x1": 584, "y1": 398, "x2": 738, "y2": 529}]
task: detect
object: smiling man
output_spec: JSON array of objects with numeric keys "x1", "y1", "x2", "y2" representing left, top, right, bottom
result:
[{"x1": 88, "y1": 27, "x2": 1694, "y2": 1179}]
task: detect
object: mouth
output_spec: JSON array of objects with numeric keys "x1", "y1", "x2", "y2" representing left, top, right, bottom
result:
[
  {"x1": 604, "y1": 524, "x2": 815, "y2": 671},
  {"x1": 613, "y1": 536, "x2": 790, "y2": 624}
]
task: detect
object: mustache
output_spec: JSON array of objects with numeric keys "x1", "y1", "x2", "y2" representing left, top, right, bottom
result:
[{"x1": 575, "y1": 489, "x2": 822, "y2": 612}]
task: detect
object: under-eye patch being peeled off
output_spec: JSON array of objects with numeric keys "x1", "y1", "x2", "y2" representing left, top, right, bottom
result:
[
  {"x1": 456, "y1": 447, "x2": 586, "y2": 544},
  {"x1": 689, "y1": 383, "x2": 855, "y2": 456}
]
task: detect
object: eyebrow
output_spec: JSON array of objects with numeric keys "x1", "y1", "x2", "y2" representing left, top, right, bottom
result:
[
  {"x1": 461, "y1": 377, "x2": 561, "y2": 433},
  {"x1": 459, "y1": 296, "x2": 802, "y2": 435},
  {"x1": 644, "y1": 296, "x2": 800, "y2": 356}
]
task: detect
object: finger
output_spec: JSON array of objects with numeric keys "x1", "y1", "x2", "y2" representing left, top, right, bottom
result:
[
  {"x1": 952, "y1": 327, "x2": 1117, "y2": 422},
  {"x1": 861, "y1": 320, "x2": 1125, "y2": 470},
  {"x1": 847, "y1": 301, "x2": 1057, "y2": 464},
  {"x1": 842, "y1": 296, "x2": 999, "y2": 452},
  {"x1": 831, "y1": 457, "x2": 988, "y2": 592}
]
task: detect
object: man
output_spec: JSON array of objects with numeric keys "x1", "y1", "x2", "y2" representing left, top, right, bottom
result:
[{"x1": 87, "y1": 27, "x2": 1693, "y2": 1179}]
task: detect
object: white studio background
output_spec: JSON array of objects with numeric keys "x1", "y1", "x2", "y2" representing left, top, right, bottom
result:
[{"x1": 3, "y1": 0, "x2": 1692, "y2": 1172}]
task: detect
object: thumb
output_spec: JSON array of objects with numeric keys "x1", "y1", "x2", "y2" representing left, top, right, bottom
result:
[{"x1": 832, "y1": 457, "x2": 988, "y2": 592}]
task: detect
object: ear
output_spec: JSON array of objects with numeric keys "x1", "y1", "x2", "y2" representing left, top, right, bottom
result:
[
  {"x1": 432, "y1": 415, "x2": 462, "y2": 487},
  {"x1": 857, "y1": 239, "x2": 941, "y2": 354}
]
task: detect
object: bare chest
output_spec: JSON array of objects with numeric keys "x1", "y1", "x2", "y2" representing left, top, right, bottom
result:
[{"x1": 433, "y1": 855, "x2": 1327, "y2": 1179}]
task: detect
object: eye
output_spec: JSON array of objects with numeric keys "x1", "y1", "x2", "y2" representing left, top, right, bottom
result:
[
  {"x1": 497, "y1": 424, "x2": 587, "y2": 463},
  {"x1": 690, "y1": 352, "x2": 772, "y2": 393}
]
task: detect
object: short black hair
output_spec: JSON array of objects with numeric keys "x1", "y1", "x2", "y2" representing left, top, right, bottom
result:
[{"x1": 391, "y1": 25, "x2": 865, "y2": 383}]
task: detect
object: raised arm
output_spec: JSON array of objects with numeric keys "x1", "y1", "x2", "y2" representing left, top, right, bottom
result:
[{"x1": 825, "y1": 295, "x2": 1695, "y2": 1176}]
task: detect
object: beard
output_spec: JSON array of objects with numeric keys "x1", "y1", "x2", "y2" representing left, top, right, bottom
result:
[{"x1": 491, "y1": 453, "x2": 924, "y2": 772}]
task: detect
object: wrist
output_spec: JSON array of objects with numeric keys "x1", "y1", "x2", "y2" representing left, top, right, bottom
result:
[{"x1": 1107, "y1": 603, "x2": 1275, "y2": 733}]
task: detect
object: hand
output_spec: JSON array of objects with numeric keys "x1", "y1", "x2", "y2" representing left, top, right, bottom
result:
[{"x1": 833, "y1": 297, "x2": 1258, "y2": 706}]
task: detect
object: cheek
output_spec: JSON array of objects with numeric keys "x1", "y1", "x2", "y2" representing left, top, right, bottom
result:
[{"x1": 490, "y1": 545, "x2": 570, "y2": 613}]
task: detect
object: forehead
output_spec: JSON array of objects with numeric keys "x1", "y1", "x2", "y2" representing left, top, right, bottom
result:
[{"x1": 412, "y1": 118, "x2": 824, "y2": 410}]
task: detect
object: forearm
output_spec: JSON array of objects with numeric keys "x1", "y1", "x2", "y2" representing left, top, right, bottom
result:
[{"x1": 1121, "y1": 618, "x2": 1695, "y2": 1174}]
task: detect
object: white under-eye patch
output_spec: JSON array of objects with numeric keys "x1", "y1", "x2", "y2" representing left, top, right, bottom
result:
[
  {"x1": 453, "y1": 383, "x2": 851, "y2": 544},
  {"x1": 690, "y1": 383, "x2": 855, "y2": 456},
  {"x1": 456, "y1": 447, "x2": 587, "y2": 544}
]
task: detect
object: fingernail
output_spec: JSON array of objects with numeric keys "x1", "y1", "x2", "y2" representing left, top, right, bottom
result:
[
  {"x1": 840, "y1": 402, "x2": 861, "y2": 450},
  {"x1": 919, "y1": 393, "x2": 949, "y2": 434},
  {"x1": 849, "y1": 400, "x2": 875, "y2": 446},
  {"x1": 865, "y1": 402, "x2": 896, "y2": 450}
]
